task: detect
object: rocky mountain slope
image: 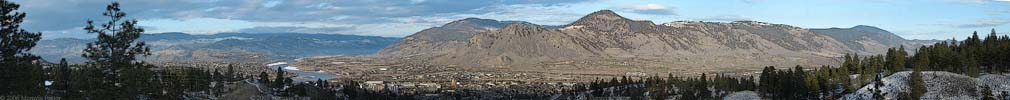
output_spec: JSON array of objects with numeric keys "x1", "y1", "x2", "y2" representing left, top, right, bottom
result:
[
  {"x1": 377, "y1": 10, "x2": 927, "y2": 72},
  {"x1": 32, "y1": 33, "x2": 399, "y2": 63}
]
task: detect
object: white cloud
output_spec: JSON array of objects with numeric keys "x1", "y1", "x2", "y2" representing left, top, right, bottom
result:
[
  {"x1": 895, "y1": 30, "x2": 954, "y2": 40},
  {"x1": 304, "y1": 3, "x2": 343, "y2": 10},
  {"x1": 132, "y1": 2, "x2": 594, "y2": 37},
  {"x1": 139, "y1": 17, "x2": 354, "y2": 34},
  {"x1": 463, "y1": 4, "x2": 585, "y2": 25},
  {"x1": 410, "y1": 0, "x2": 426, "y2": 4},
  {"x1": 628, "y1": 4, "x2": 669, "y2": 10},
  {"x1": 740, "y1": 0, "x2": 766, "y2": 4},
  {"x1": 327, "y1": 16, "x2": 351, "y2": 21},
  {"x1": 262, "y1": 0, "x2": 283, "y2": 8},
  {"x1": 203, "y1": 7, "x2": 229, "y2": 12},
  {"x1": 694, "y1": 15, "x2": 753, "y2": 22},
  {"x1": 40, "y1": 27, "x2": 91, "y2": 39},
  {"x1": 348, "y1": 22, "x2": 433, "y2": 37},
  {"x1": 946, "y1": 0, "x2": 1010, "y2": 4},
  {"x1": 934, "y1": 19, "x2": 1010, "y2": 28},
  {"x1": 13, "y1": 0, "x2": 597, "y2": 38},
  {"x1": 617, "y1": 4, "x2": 677, "y2": 15},
  {"x1": 139, "y1": 18, "x2": 250, "y2": 34}
]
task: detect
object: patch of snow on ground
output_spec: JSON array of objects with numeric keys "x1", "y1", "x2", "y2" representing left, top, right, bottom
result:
[
  {"x1": 844, "y1": 71, "x2": 1010, "y2": 100},
  {"x1": 723, "y1": 91, "x2": 762, "y2": 100}
]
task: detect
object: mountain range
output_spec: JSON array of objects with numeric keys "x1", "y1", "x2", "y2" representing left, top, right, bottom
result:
[
  {"x1": 32, "y1": 10, "x2": 937, "y2": 70},
  {"x1": 32, "y1": 33, "x2": 399, "y2": 63},
  {"x1": 376, "y1": 10, "x2": 935, "y2": 72}
]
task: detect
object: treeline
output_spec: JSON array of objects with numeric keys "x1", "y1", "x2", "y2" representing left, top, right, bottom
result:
[
  {"x1": 578, "y1": 65, "x2": 881, "y2": 100},
  {"x1": 759, "y1": 66, "x2": 854, "y2": 99},
  {"x1": 840, "y1": 29, "x2": 1010, "y2": 77},
  {"x1": 910, "y1": 30, "x2": 1010, "y2": 76},
  {"x1": 757, "y1": 64, "x2": 906, "y2": 100},
  {"x1": 578, "y1": 66, "x2": 851, "y2": 100},
  {"x1": 51, "y1": 59, "x2": 242, "y2": 99},
  {"x1": 757, "y1": 29, "x2": 1010, "y2": 100},
  {"x1": 585, "y1": 74, "x2": 756, "y2": 100}
]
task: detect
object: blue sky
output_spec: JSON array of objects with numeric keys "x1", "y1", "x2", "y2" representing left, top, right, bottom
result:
[{"x1": 9, "y1": 0, "x2": 1010, "y2": 40}]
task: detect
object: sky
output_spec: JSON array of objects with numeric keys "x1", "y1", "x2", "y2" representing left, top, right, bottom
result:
[{"x1": 8, "y1": 0, "x2": 1010, "y2": 40}]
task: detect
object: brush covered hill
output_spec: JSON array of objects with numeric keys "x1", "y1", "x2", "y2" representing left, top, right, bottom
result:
[
  {"x1": 810, "y1": 25, "x2": 934, "y2": 54},
  {"x1": 375, "y1": 10, "x2": 927, "y2": 74}
]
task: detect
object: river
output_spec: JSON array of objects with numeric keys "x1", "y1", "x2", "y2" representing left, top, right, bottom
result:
[{"x1": 267, "y1": 61, "x2": 338, "y2": 82}]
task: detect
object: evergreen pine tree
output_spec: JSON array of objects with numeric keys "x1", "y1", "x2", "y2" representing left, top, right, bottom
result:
[
  {"x1": 886, "y1": 46, "x2": 908, "y2": 75},
  {"x1": 274, "y1": 67, "x2": 285, "y2": 88},
  {"x1": 898, "y1": 46, "x2": 908, "y2": 69},
  {"x1": 57, "y1": 58, "x2": 71, "y2": 94},
  {"x1": 212, "y1": 69, "x2": 222, "y2": 87},
  {"x1": 259, "y1": 72, "x2": 270, "y2": 84},
  {"x1": 226, "y1": 64, "x2": 236, "y2": 81},
  {"x1": 81, "y1": 1, "x2": 150, "y2": 68},
  {"x1": 964, "y1": 55, "x2": 980, "y2": 77},
  {"x1": 803, "y1": 71, "x2": 820, "y2": 98},
  {"x1": 908, "y1": 63, "x2": 926, "y2": 100},
  {"x1": 981, "y1": 86, "x2": 996, "y2": 100},
  {"x1": 79, "y1": 2, "x2": 151, "y2": 98},
  {"x1": 317, "y1": 78, "x2": 324, "y2": 87},
  {"x1": 608, "y1": 77, "x2": 618, "y2": 87},
  {"x1": 0, "y1": 0, "x2": 43, "y2": 96}
]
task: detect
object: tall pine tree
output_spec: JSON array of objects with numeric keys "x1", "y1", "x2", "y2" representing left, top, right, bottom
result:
[
  {"x1": 226, "y1": 64, "x2": 236, "y2": 81},
  {"x1": 79, "y1": 2, "x2": 153, "y2": 99},
  {"x1": 908, "y1": 62, "x2": 926, "y2": 100},
  {"x1": 274, "y1": 67, "x2": 285, "y2": 88},
  {"x1": 81, "y1": 2, "x2": 150, "y2": 67},
  {"x1": 0, "y1": 0, "x2": 43, "y2": 96}
]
